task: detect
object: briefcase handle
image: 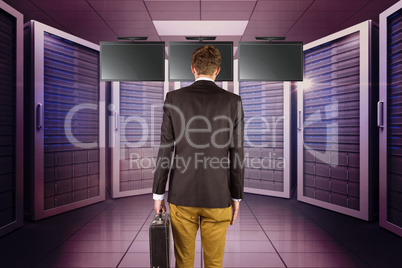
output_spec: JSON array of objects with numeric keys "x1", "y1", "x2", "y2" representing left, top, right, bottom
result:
[{"x1": 159, "y1": 209, "x2": 163, "y2": 219}]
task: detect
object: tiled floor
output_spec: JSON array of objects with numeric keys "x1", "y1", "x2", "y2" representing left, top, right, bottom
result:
[{"x1": 1, "y1": 193, "x2": 402, "y2": 267}]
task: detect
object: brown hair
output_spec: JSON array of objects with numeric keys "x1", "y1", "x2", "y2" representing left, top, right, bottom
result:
[{"x1": 191, "y1": 45, "x2": 221, "y2": 76}]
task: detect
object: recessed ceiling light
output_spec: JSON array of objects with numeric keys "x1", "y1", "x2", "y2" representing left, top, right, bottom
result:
[{"x1": 153, "y1": 21, "x2": 248, "y2": 36}]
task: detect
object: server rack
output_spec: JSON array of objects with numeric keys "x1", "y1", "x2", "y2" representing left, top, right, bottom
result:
[
  {"x1": 297, "y1": 20, "x2": 379, "y2": 221},
  {"x1": 0, "y1": 1, "x2": 23, "y2": 237},
  {"x1": 24, "y1": 21, "x2": 105, "y2": 220},
  {"x1": 379, "y1": 1, "x2": 402, "y2": 236},
  {"x1": 108, "y1": 81, "x2": 164, "y2": 198},
  {"x1": 239, "y1": 81, "x2": 295, "y2": 198}
]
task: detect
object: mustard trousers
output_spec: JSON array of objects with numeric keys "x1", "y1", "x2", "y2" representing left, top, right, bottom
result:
[{"x1": 169, "y1": 203, "x2": 232, "y2": 268}]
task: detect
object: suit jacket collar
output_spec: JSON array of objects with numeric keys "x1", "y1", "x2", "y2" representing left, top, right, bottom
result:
[
  {"x1": 191, "y1": 80, "x2": 218, "y2": 87},
  {"x1": 195, "y1": 77, "x2": 214, "y2": 82}
]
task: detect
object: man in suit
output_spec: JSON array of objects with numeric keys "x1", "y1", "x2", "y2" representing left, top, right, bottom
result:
[{"x1": 152, "y1": 45, "x2": 244, "y2": 268}]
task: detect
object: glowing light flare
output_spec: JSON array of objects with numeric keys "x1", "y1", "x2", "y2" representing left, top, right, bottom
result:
[{"x1": 297, "y1": 79, "x2": 313, "y2": 90}]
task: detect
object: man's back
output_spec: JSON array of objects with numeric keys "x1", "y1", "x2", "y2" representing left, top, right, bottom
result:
[
  {"x1": 152, "y1": 44, "x2": 244, "y2": 268},
  {"x1": 153, "y1": 79, "x2": 244, "y2": 208}
]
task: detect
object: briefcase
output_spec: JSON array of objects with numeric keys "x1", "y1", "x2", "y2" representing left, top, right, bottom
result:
[{"x1": 149, "y1": 210, "x2": 171, "y2": 268}]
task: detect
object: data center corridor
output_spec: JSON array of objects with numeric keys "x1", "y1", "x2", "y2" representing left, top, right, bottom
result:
[{"x1": 1, "y1": 193, "x2": 401, "y2": 268}]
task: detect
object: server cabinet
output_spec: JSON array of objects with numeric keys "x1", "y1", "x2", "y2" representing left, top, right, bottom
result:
[
  {"x1": 24, "y1": 21, "x2": 105, "y2": 220},
  {"x1": 0, "y1": 1, "x2": 23, "y2": 237},
  {"x1": 239, "y1": 82, "x2": 295, "y2": 198},
  {"x1": 108, "y1": 81, "x2": 164, "y2": 198},
  {"x1": 379, "y1": 1, "x2": 402, "y2": 236},
  {"x1": 297, "y1": 20, "x2": 379, "y2": 221}
]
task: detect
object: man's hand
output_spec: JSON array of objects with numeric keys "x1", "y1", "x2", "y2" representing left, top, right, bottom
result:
[
  {"x1": 230, "y1": 200, "x2": 240, "y2": 225},
  {"x1": 154, "y1": 199, "x2": 166, "y2": 215}
]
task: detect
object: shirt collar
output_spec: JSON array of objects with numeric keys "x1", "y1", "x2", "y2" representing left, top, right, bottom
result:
[{"x1": 195, "y1": 77, "x2": 215, "y2": 82}]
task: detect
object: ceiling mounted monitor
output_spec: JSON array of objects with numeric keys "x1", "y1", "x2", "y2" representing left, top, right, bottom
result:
[
  {"x1": 100, "y1": 42, "x2": 165, "y2": 81},
  {"x1": 168, "y1": 42, "x2": 233, "y2": 81},
  {"x1": 238, "y1": 42, "x2": 304, "y2": 81}
]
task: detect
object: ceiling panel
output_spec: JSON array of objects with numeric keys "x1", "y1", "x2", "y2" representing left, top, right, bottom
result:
[
  {"x1": 291, "y1": 20, "x2": 343, "y2": 30},
  {"x1": 145, "y1": 1, "x2": 199, "y2": 11},
  {"x1": 61, "y1": 20, "x2": 110, "y2": 30},
  {"x1": 47, "y1": 11, "x2": 101, "y2": 21},
  {"x1": 97, "y1": 11, "x2": 151, "y2": 21},
  {"x1": 3, "y1": 0, "x2": 39, "y2": 12},
  {"x1": 31, "y1": 0, "x2": 93, "y2": 11},
  {"x1": 332, "y1": 1, "x2": 399, "y2": 32},
  {"x1": 2, "y1": 0, "x2": 400, "y2": 46},
  {"x1": 201, "y1": 1, "x2": 256, "y2": 11},
  {"x1": 150, "y1": 11, "x2": 200, "y2": 20},
  {"x1": 114, "y1": 28, "x2": 159, "y2": 36},
  {"x1": 307, "y1": 0, "x2": 370, "y2": 11},
  {"x1": 246, "y1": 20, "x2": 295, "y2": 29},
  {"x1": 87, "y1": 0, "x2": 147, "y2": 11},
  {"x1": 71, "y1": 27, "x2": 115, "y2": 37},
  {"x1": 20, "y1": 10, "x2": 67, "y2": 30},
  {"x1": 300, "y1": 10, "x2": 357, "y2": 21},
  {"x1": 82, "y1": 34, "x2": 120, "y2": 43},
  {"x1": 243, "y1": 28, "x2": 287, "y2": 36},
  {"x1": 144, "y1": 0, "x2": 198, "y2": 1},
  {"x1": 201, "y1": 11, "x2": 252, "y2": 20},
  {"x1": 286, "y1": 28, "x2": 331, "y2": 43},
  {"x1": 361, "y1": 0, "x2": 400, "y2": 11},
  {"x1": 251, "y1": 11, "x2": 304, "y2": 21},
  {"x1": 108, "y1": 20, "x2": 155, "y2": 29},
  {"x1": 201, "y1": 0, "x2": 256, "y2": 1},
  {"x1": 255, "y1": 0, "x2": 313, "y2": 11}
]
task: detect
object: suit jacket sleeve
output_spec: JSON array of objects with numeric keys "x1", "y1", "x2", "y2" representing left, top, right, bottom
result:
[
  {"x1": 229, "y1": 95, "x2": 245, "y2": 200},
  {"x1": 153, "y1": 92, "x2": 175, "y2": 195}
]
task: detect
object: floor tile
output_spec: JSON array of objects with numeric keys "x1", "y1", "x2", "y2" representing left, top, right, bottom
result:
[
  {"x1": 280, "y1": 252, "x2": 367, "y2": 268},
  {"x1": 116, "y1": 253, "x2": 151, "y2": 268},
  {"x1": 119, "y1": 252, "x2": 202, "y2": 268},
  {"x1": 1, "y1": 253, "x2": 47, "y2": 268},
  {"x1": 0, "y1": 193, "x2": 401, "y2": 268},
  {"x1": 129, "y1": 239, "x2": 202, "y2": 253},
  {"x1": 34, "y1": 252, "x2": 124, "y2": 267},
  {"x1": 55, "y1": 240, "x2": 132, "y2": 253},
  {"x1": 226, "y1": 230, "x2": 268, "y2": 240},
  {"x1": 69, "y1": 230, "x2": 138, "y2": 241},
  {"x1": 260, "y1": 222, "x2": 321, "y2": 231},
  {"x1": 256, "y1": 215, "x2": 312, "y2": 224},
  {"x1": 223, "y1": 252, "x2": 285, "y2": 267},
  {"x1": 272, "y1": 240, "x2": 346, "y2": 253},
  {"x1": 81, "y1": 221, "x2": 143, "y2": 231},
  {"x1": 266, "y1": 230, "x2": 334, "y2": 241},
  {"x1": 227, "y1": 223, "x2": 263, "y2": 231},
  {"x1": 225, "y1": 240, "x2": 276, "y2": 252}
]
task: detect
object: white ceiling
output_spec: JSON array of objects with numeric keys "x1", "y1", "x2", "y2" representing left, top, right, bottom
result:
[{"x1": 3, "y1": 0, "x2": 400, "y2": 57}]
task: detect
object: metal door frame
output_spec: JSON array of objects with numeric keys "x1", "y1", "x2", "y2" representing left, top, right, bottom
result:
[
  {"x1": 0, "y1": 0, "x2": 24, "y2": 237},
  {"x1": 29, "y1": 21, "x2": 105, "y2": 220},
  {"x1": 297, "y1": 20, "x2": 373, "y2": 220},
  {"x1": 379, "y1": 1, "x2": 402, "y2": 236}
]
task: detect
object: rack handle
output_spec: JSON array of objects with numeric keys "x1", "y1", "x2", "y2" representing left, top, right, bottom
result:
[
  {"x1": 298, "y1": 111, "x2": 302, "y2": 130},
  {"x1": 377, "y1": 101, "x2": 384, "y2": 128},
  {"x1": 115, "y1": 112, "x2": 119, "y2": 131},
  {"x1": 36, "y1": 103, "x2": 43, "y2": 130}
]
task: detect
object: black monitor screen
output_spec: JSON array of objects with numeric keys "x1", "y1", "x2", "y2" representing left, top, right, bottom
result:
[
  {"x1": 168, "y1": 42, "x2": 233, "y2": 81},
  {"x1": 238, "y1": 42, "x2": 303, "y2": 81},
  {"x1": 100, "y1": 42, "x2": 165, "y2": 81}
]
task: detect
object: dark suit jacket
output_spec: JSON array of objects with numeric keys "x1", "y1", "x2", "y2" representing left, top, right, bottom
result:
[{"x1": 152, "y1": 80, "x2": 244, "y2": 208}]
